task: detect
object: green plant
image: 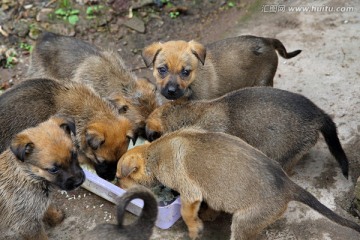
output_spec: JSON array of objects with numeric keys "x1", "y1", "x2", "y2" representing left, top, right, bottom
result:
[
  {"x1": 228, "y1": 1, "x2": 235, "y2": 8},
  {"x1": 169, "y1": 11, "x2": 180, "y2": 19},
  {"x1": 20, "y1": 42, "x2": 33, "y2": 52},
  {"x1": 86, "y1": 5, "x2": 105, "y2": 19},
  {"x1": 54, "y1": 0, "x2": 79, "y2": 25},
  {"x1": 5, "y1": 52, "x2": 16, "y2": 68}
]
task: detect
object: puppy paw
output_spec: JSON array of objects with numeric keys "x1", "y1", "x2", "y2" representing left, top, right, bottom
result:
[
  {"x1": 188, "y1": 220, "x2": 204, "y2": 240},
  {"x1": 43, "y1": 205, "x2": 65, "y2": 227}
]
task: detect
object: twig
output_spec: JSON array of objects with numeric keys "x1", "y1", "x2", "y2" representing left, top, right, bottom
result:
[{"x1": 0, "y1": 26, "x2": 9, "y2": 37}]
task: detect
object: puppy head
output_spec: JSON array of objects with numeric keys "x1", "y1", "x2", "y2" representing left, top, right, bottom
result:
[
  {"x1": 145, "y1": 107, "x2": 164, "y2": 142},
  {"x1": 10, "y1": 116, "x2": 85, "y2": 191},
  {"x1": 142, "y1": 40, "x2": 206, "y2": 100},
  {"x1": 116, "y1": 143, "x2": 155, "y2": 189},
  {"x1": 80, "y1": 117, "x2": 135, "y2": 181}
]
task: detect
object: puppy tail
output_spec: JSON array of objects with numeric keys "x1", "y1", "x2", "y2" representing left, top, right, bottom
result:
[
  {"x1": 320, "y1": 114, "x2": 349, "y2": 178},
  {"x1": 292, "y1": 183, "x2": 360, "y2": 233},
  {"x1": 270, "y1": 38, "x2": 302, "y2": 59},
  {"x1": 117, "y1": 186, "x2": 158, "y2": 233}
]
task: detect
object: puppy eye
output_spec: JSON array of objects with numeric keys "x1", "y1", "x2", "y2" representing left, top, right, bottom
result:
[
  {"x1": 157, "y1": 66, "x2": 168, "y2": 75},
  {"x1": 181, "y1": 69, "x2": 191, "y2": 77},
  {"x1": 48, "y1": 166, "x2": 59, "y2": 174}
]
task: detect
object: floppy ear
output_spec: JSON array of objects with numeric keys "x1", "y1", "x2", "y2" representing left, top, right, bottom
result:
[
  {"x1": 85, "y1": 129, "x2": 105, "y2": 150},
  {"x1": 189, "y1": 40, "x2": 206, "y2": 65},
  {"x1": 121, "y1": 161, "x2": 139, "y2": 178},
  {"x1": 10, "y1": 133, "x2": 34, "y2": 162},
  {"x1": 51, "y1": 115, "x2": 76, "y2": 136},
  {"x1": 142, "y1": 42, "x2": 162, "y2": 67}
]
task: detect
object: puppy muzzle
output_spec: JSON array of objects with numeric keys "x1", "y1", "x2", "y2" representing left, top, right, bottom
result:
[
  {"x1": 145, "y1": 127, "x2": 162, "y2": 142},
  {"x1": 161, "y1": 81, "x2": 185, "y2": 100},
  {"x1": 95, "y1": 161, "x2": 117, "y2": 181}
]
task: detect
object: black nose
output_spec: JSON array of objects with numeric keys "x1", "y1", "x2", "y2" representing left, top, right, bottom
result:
[
  {"x1": 64, "y1": 170, "x2": 85, "y2": 191},
  {"x1": 146, "y1": 127, "x2": 161, "y2": 142},
  {"x1": 167, "y1": 85, "x2": 177, "y2": 95},
  {"x1": 95, "y1": 161, "x2": 117, "y2": 181}
]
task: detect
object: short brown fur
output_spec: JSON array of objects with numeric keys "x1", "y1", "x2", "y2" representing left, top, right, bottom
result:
[
  {"x1": 27, "y1": 32, "x2": 161, "y2": 135},
  {"x1": 145, "y1": 87, "x2": 349, "y2": 178},
  {"x1": 142, "y1": 35, "x2": 301, "y2": 100},
  {"x1": 117, "y1": 128, "x2": 360, "y2": 239},
  {"x1": 0, "y1": 78, "x2": 134, "y2": 180},
  {"x1": 0, "y1": 116, "x2": 85, "y2": 240}
]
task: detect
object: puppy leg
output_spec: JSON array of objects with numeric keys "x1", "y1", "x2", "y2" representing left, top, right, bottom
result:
[
  {"x1": 23, "y1": 222, "x2": 48, "y2": 240},
  {"x1": 181, "y1": 200, "x2": 203, "y2": 240},
  {"x1": 230, "y1": 204, "x2": 288, "y2": 240},
  {"x1": 43, "y1": 204, "x2": 65, "y2": 227}
]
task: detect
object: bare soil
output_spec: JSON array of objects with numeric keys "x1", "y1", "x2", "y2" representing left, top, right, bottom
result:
[{"x1": 1, "y1": 0, "x2": 360, "y2": 239}]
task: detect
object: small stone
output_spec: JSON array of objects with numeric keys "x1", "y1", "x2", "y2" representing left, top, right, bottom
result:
[
  {"x1": 123, "y1": 16, "x2": 145, "y2": 33},
  {"x1": 36, "y1": 8, "x2": 54, "y2": 22}
]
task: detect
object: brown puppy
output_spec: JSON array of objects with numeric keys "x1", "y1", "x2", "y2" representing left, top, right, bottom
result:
[
  {"x1": 117, "y1": 128, "x2": 360, "y2": 240},
  {"x1": 81, "y1": 186, "x2": 158, "y2": 240},
  {"x1": 27, "y1": 32, "x2": 161, "y2": 135},
  {"x1": 0, "y1": 78, "x2": 135, "y2": 180},
  {"x1": 146, "y1": 87, "x2": 349, "y2": 178},
  {"x1": 142, "y1": 35, "x2": 301, "y2": 100},
  {"x1": 0, "y1": 116, "x2": 85, "y2": 240}
]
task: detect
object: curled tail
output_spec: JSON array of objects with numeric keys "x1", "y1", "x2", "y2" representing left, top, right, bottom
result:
[
  {"x1": 117, "y1": 186, "x2": 158, "y2": 233},
  {"x1": 292, "y1": 183, "x2": 360, "y2": 233},
  {"x1": 269, "y1": 38, "x2": 302, "y2": 59},
  {"x1": 320, "y1": 114, "x2": 349, "y2": 178}
]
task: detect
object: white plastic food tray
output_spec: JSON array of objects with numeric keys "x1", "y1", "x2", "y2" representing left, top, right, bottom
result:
[{"x1": 81, "y1": 136, "x2": 182, "y2": 229}]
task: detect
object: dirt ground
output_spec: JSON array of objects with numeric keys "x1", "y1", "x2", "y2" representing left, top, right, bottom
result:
[{"x1": 1, "y1": 0, "x2": 360, "y2": 239}]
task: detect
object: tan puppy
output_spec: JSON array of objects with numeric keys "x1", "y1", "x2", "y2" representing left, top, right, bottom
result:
[
  {"x1": 142, "y1": 35, "x2": 301, "y2": 100},
  {"x1": 145, "y1": 87, "x2": 349, "y2": 178},
  {"x1": 28, "y1": 32, "x2": 161, "y2": 135},
  {"x1": 0, "y1": 78, "x2": 135, "y2": 180},
  {"x1": 0, "y1": 116, "x2": 85, "y2": 240},
  {"x1": 117, "y1": 128, "x2": 360, "y2": 240},
  {"x1": 81, "y1": 186, "x2": 158, "y2": 240}
]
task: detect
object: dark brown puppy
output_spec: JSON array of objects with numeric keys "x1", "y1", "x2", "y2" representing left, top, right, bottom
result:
[
  {"x1": 0, "y1": 78, "x2": 135, "y2": 180},
  {"x1": 81, "y1": 186, "x2": 158, "y2": 240},
  {"x1": 27, "y1": 32, "x2": 161, "y2": 135},
  {"x1": 117, "y1": 128, "x2": 360, "y2": 240},
  {"x1": 142, "y1": 35, "x2": 301, "y2": 100},
  {"x1": 0, "y1": 116, "x2": 85, "y2": 240},
  {"x1": 146, "y1": 87, "x2": 349, "y2": 178}
]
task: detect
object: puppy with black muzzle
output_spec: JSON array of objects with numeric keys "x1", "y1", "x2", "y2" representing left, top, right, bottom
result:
[
  {"x1": 142, "y1": 35, "x2": 301, "y2": 100},
  {"x1": 117, "y1": 128, "x2": 360, "y2": 240},
  {"x1": 0, "y1": 116, "x2": 85, "y2": 240},
  {"x1": 81, "y1": 186, "x2": 158, "y2": 240},
  {"x1": 28, "y1": 32, "x2": 162, "y2": 136},
  {"x1": 0, "y1": 78, "x2": 135, "y2": 181},
  {"x1": 146, "y1": 87, "x2": 349, "y2": 178}
]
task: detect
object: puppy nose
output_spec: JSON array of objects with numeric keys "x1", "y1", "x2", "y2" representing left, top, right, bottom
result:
[
  {"x1": 146, "y1": 127, "x2": 161, "y2": 142},
  {"x1": 167, "y1": 85, "x2": 177, "y2": 95}
]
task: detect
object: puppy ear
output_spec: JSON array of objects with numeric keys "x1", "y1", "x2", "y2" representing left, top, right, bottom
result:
[
  {"x1": 10, "y1": 133, "x2": 34, "y2": 162},
  {"x1": 189, "y1": 40, "x2": 206, "y2": 65},
  {"x1": 51, "y1": 115, "x2": 76, "y2": 136},
  {"x1": 85, "y1": 130, "x2": 105, "y2": 150},
  {"x1": 121, "y1": 161, "x2": 139, "y2": 178},
  {"x1": 142, "y1": 42, "x2": 162, "y2": 67}
]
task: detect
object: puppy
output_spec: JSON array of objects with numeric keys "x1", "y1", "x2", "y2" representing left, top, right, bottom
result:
[
  {"x1": 117, "y1": 128, "x2": 360, "y2": 240},
  {"x1": 81, "y1": 186, "x2": 158, "y2": 240},
  {"x1": 0, "y1": 78, "x2": 135, "y2": 180},
  {"x1": 146, "y1": 86, "x2": 349, "y2": 178},
  {"x1": 27, "y1": 31, "x2": 161, "y2": 135},
  {"x1": 142, "y1": 35, "x2": 301, "y2": 100},
  {"x1": 0, "y1": 116, "x2": 85, "y2": 240}
]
